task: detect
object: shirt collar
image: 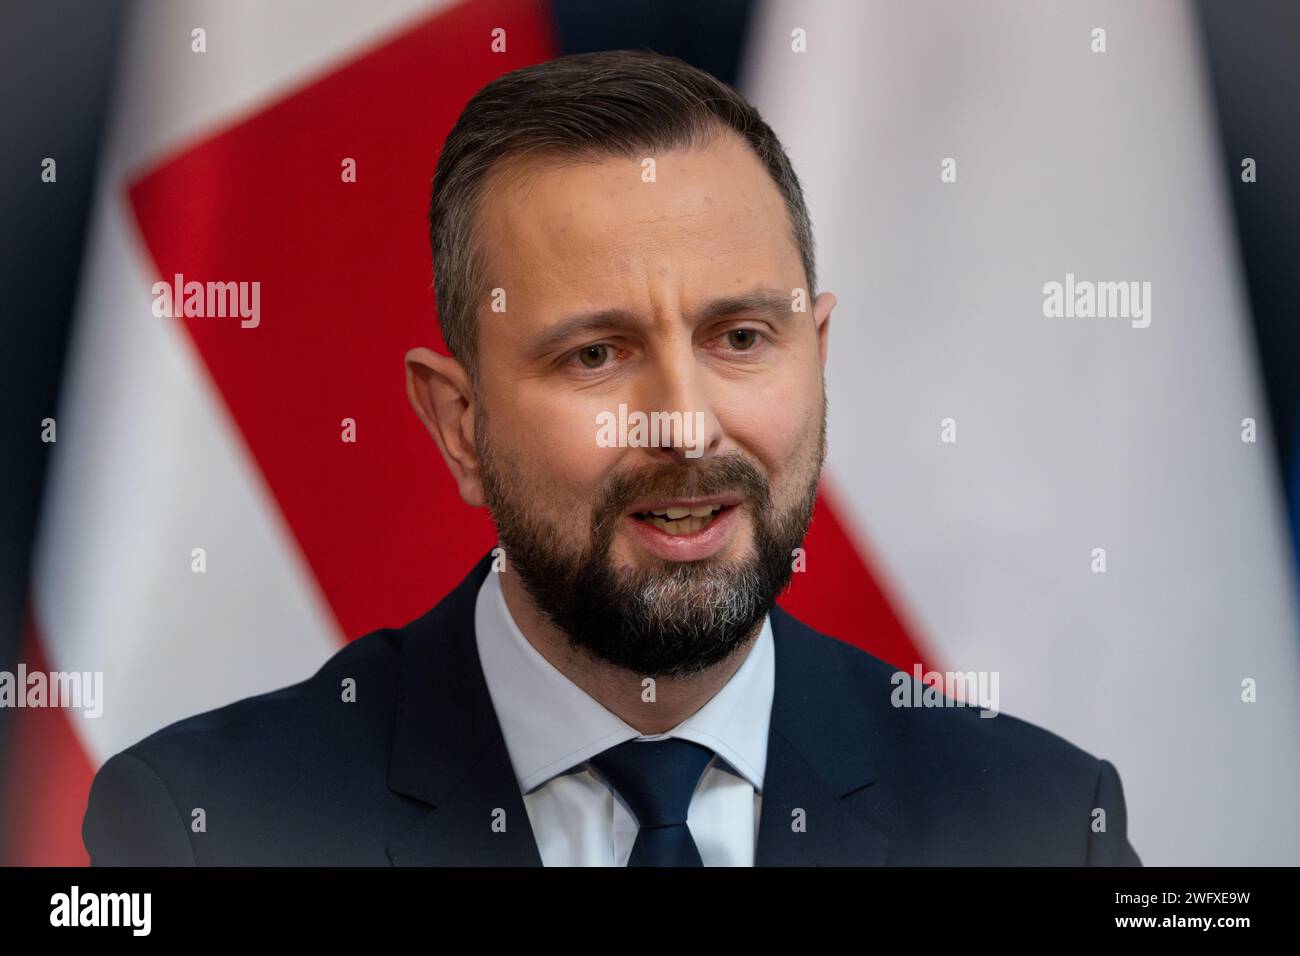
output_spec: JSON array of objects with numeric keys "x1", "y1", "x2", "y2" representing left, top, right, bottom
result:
[{"x1": 473, "y1": 564, "x2": 774, "y2": 796}]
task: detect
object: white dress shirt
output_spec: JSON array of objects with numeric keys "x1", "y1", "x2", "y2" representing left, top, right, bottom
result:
[{"x1": 473, "y1": 567, "x2": 774, "y2": 866}]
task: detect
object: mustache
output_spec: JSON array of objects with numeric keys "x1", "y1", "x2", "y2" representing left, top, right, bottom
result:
[{"x1": 593, "y1": 453, "x2": 770, "y2": 526}]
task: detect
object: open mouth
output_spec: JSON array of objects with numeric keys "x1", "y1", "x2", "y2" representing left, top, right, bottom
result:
[{"x1": 630, "y1": 503, "x2": 731, "y2": 536}]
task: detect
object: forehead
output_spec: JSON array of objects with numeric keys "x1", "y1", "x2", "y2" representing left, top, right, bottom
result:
[{"x1": 472, "y1": 132, "x2": 803, "y2": 315}]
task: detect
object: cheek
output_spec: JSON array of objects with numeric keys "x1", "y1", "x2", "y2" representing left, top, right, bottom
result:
[
  {"x1": 720, "y1": 371, "x2": 821, "y2": 472},
  {"x1": 499, "y1": 393, "x2": 617, "y2": 505}
]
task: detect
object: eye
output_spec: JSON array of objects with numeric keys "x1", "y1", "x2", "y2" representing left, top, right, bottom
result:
[
  {"x1": 720, "y1": 327, "x2": 764, "y2": 351},
  {"x1": 571, "y1": 343, "x2": 613, "y2": 369}
]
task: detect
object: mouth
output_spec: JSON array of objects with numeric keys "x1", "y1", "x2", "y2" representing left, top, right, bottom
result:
[
  {"x1": 630, "y1": 503, "x2": 732, "y2": 536},
  {"x1": 624, "y1": 494, "x2": 743, "y2": 540}
]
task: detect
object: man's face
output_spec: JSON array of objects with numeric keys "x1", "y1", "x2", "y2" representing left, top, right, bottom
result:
[{"x1": 469, "y1": 132, "x2": 830, "y2": 677}]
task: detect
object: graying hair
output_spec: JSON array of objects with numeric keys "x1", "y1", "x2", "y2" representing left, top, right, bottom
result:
[{"x1": 428, "y1": 49, "x2": 817, "y2": 384}]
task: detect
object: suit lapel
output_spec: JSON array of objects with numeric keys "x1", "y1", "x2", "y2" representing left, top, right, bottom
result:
[
  {"x1": 386, "y1": 551, "x2": 543, "y2": 866},
  {"x1": 755, "y1": 605, "x2": 891, "y2": 866}
]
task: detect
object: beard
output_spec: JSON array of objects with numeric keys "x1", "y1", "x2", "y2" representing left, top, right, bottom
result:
[{"x1": 475, "y1": 394, "x2": 826, "y2": 678}]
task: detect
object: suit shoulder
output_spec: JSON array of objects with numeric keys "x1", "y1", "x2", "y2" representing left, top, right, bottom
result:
[
  {"x1": 83, "y1": 613, "x2": 442, "y2": 865},
  {"x1": 792, "y1": 618, "x2": 1107, "y2": 780},
  {"x1": 87, "y1": 620, "x2": 421, "y2": 819},
  {"x1": 782, "y1": 616, "x2": 1139, "y2": 864},
  {"x1": 125, "y1": 624, "x2": 404, "y2": 751}
]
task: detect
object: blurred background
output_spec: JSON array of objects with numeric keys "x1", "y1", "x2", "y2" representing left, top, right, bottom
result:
[{"x1": 2, "y1": 0, "x2": 1298, "y2": 865}]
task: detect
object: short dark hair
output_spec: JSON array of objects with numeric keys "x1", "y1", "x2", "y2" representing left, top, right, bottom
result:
[{"x1": 428, "y1": 49, "x2": 817, "y2": 382}]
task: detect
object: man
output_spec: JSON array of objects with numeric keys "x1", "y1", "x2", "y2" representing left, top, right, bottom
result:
[{"x1": 83, "y1": 50, "x2": 1141, "y2": 866}]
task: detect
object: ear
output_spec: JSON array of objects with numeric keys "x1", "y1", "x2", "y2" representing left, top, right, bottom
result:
[
  {"x1": 404, "y1": 347, "x2": 486, "y2": 508},
  {"x1": 813, "y1": 291, "x2": 836, "y2": 369}
]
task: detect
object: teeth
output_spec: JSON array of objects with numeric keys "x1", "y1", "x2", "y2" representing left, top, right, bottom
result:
[
  {"x1": 640, "y1": 507, "x2": 724, "y2": 536},
  {"x1": 647, "y1": 503, "x2": 723, "y2": 518},
  {"x1": 645, "y1": 514, "x2": 710, "y2": 535}
]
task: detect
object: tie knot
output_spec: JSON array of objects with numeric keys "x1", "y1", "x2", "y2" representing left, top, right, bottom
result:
[{"x1": 588, "y1": 737, "x2": 715, "y2": 829}]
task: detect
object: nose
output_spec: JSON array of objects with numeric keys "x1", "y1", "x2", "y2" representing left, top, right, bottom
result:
[{"x1": 637, "y1": 341, "x2": 723, "y2": 464}]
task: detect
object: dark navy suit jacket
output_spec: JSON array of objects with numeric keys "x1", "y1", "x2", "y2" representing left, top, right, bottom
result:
[{"x1": 83, "y1": 550, "x2": 1142, "y2": 865}]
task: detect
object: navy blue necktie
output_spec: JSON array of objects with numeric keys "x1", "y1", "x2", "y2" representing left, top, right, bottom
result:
[{"x1": 588, "y1": 737, "x2": 715, "y2": 866}]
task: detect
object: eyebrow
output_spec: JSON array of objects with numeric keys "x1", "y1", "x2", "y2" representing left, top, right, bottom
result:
[{"x1": 525, "y1": 287, "x2": 799, "y2": 359}]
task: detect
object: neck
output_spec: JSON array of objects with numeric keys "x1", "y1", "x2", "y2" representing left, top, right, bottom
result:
[{"x1": 498, "y1": 569, "x2": 761, "y2": 735}]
